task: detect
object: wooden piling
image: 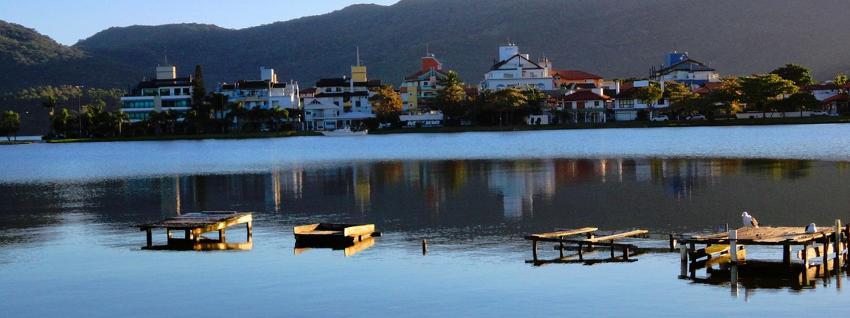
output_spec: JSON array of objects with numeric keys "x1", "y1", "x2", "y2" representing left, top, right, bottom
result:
[
  {"x1": 219, "y1": 229, "x2": 226, "y2": 242},
  {"x1": 145, "y1": 229, "x2": 153, "y2": 247},
  {"x1": 679, "y1": 244, "x2": 688, "y2": 277},
  {"x1": 609, "y1": 240, "x2": 615, "y2": 258},
  {"x1": 669, "y1": 234, "x2": 677, "y2": 251},
  {"x1": 185, "y1": 229, "x2": 192, "y2": 240},
  {"x1": 783, "y1": 243, "x2": 791, "y2": 267},
  {"x1": 532, "y1": 239, "x2": 538, "y2": 261},
  {"x1": 166, "y1": 229, "x2": 173, "y2": 240},
  {"x1": 835, "y1": 220, "x2": 842, "y2": 268},
  {"x1": 822, "y1": 234, "x2": 830, "y2": 272},
  {"x1": 558, "y1": 240, "x2": 564, "y2": 258},
  {"x1": 246, "y1": 221, "x2": 253, "y2": 241},
  {"x1": 422, "y1": 239, "x2": 428, "y2": 255},
  {"x1": 728, "y1": 229, "x2": 738, "y2": 264}
]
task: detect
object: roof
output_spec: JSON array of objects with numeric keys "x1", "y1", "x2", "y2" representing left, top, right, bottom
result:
[
  {"x1": 220, "y1": 80, "x2": 286, "y2": 90},
  {"x1": 562, "y1": 90, "x2": 611, "y2": 101},
  {"x1": 614, "y1": 88, "x2": 636, "y2": 99},
  {"x1": 404, "y1": 68, "x2": 448, "y2": 81},
  {"x1": 803, "y1": 83, "x2": 840, "y2": 91},
  {"x1": 136, "y1": 77, "x2": 193, "y2": 89},
  {"x1": 552, "y1": 70, "x2": 603, "y2": 81},
  {"x1": 490, "y1": 54, "x2": 544, "y2": 71},
  {"x1": 316, "y1": 78, "x2": 382, "y2": 88},
  {"x1": 693, "y1": 82, "x2": 724, "y2": 94},
  {"x1": 822, "y1": 93, "x2": 847, "y2": 104},
  {"x1": 300, "y1": 87, "x2": 317, "y2": 95},
  {"x1": 656, "y1": 58, "x2": 715, "y2": 75}
]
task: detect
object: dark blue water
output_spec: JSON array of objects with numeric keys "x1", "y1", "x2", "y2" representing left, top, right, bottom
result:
[{"x1": 2, "y1": 158, "x2": 850, "y2": 317}]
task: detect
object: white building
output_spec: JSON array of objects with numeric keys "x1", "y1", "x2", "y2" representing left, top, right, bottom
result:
[
  {"x1": 651, "y1": 51, "x2": 720, "y2": 88},
  {"x1": 803, "y1": 83, "x2": 841, "y2": 101},
  {"x1": 218, "y1": 67, "x2": 300, "y2": 111},
  {"x1": 480, "y1": 43, "x2": 554, "y2": 91},
  {"x1": 612, "y1": 80, "x2": 670, "y2": 121},
  {"x1": 121, "y1": 65, "x2": 193, "y2": 122},
  {"x1": 303, "y1": 64, "x2": 381, "y2": 131}
]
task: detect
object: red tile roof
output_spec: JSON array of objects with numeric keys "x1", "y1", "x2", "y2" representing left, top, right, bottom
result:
[
  {"x1": 822, "y1": 93, "x2": 847, "y2": 104},
  {"x1": 552, "y1": 70, "x2": 603, "y2": 80},
  {"x1": 562, "y1": 90, "x2": 610, "y2": 101}
]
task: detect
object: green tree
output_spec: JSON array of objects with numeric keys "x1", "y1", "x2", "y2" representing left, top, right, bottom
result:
[
  {"x1": 370, "y1": 85, "x2": 403, "y2": 122},
  {"x1": 42, "y1": 95, "x2": 57, "y2": 119},
  {"x1": 665, "y1": 81, "x2": 699, "y2": 116},
  {"x1": 634, "y1": 84, "x2": 664, "y2": 119},
  {"x1": 489, "y1": 88, "x2": 528, "y2": 125},
  {"x1": 835, "y1": 73, "x2": 848, "y2": 94},
  {"x1": 51, "y1": 108, "x2": 72, "y2": 137},
  {"x1": 1, "y1": 110, "x2": 21, "y2": 141},
  {"x1": 770, "y1": 64, "x2": 815, "y2": 87},
  {"x1": 192, "y1": 65, "x2": 206, "y2": 107},
  {"x1": 738, "y1": 74, "x2": 798, "y2": 117},
  {"x1": 779, "y1": 92, "x2": 821, "y2": 117},
  {"x1": 435, "y1": 71, "x2": 467, "y2": 121}
]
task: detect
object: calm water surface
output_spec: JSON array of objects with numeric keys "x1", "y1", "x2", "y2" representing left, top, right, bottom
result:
[{"x1": 3, "y1": 129, "x2": 850, "y2": 317}]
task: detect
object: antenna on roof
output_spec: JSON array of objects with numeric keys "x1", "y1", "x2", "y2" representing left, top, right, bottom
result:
[
  {"x1": 356, "y1": 46, "x2": 361, "y2": 67},
  {"x1": 163, "y1": 48, "x2": 169, "y2": 66}
]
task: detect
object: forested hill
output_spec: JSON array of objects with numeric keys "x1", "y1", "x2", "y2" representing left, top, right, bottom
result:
[{"x1": 3, "y1": 0, "x2": 850, "y2": 92}]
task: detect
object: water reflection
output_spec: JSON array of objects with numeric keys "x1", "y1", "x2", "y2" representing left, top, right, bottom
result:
[{"x1": 2, "y1": 158, "x2": 848, "y2": 242}]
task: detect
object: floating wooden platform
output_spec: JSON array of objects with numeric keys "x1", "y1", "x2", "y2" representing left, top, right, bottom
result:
[
  {"x1": 293, "y1": 223, "x2": 379, "y2": 245},
  {"x1": 525, "y1": 227, "x2": 649, "y2": 265},
  {"x1": 138, "y1": 211, "x2": 253, "y2": 249},
  {"x1": 294, "y1": 237, "x2": 376, "y2": 257}
]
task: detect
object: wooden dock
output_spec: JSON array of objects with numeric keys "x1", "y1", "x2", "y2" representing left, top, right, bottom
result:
[
  {"x1": 680, "y1": 221, "x2": 850, "y2": 268},
  {"x1": 138, "y1": 211, "x2": 253, "y2": 249},
  {"x1": 524, "y1": 227, "x2": 649, "y2": 265},
  {"x1": 293, "y1": 223, "x2": 379, "y2": 245}
]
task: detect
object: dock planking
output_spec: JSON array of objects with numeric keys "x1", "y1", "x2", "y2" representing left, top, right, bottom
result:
[
  {"x1": 525, "y1": 227, "x2": 649, "y2": 264},
  {"x1": 138, "y1": 211, "x2": 253, "y2": 248}
]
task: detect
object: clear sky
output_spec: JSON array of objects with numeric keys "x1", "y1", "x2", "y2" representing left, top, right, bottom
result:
[{"x1": 0, "y1": 0, "x2": 400, "y2": 45}]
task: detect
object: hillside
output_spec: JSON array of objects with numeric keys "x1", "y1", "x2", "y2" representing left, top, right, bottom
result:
[{"x1": 2, "y1": 0, "x2": 850, "y2": 93}]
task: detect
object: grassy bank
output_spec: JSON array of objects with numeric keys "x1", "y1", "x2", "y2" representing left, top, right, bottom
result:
[{"x1": 43, "y1": 116, "x2": 850, "y2": 143}]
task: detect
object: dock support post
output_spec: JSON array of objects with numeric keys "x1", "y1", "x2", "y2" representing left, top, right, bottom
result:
[
  {"x1": 558, "y1": 240, "x2": 564, "y2": 258},
  {"x1": 822, "y1": 234, "x2": 830, "y2": 274},
  {"x1": 578, "y1": 243, "x2": 584, "y2": 260},
  {"x1": 166, "y1": 229, "x2": 173, "y2": 240},
  {"x1": 246, "y1": 221, "x2": 253, "y2": 241},
  {"x1": 185, "y1": 229, "x2": 192, "y2": 240},
  {"x1": 609, "y1": 240, "x2": 615, "y2": 259},
  {"x1": 783, "y1": 244, "x2": 791, "y2": 268},
  {"x1": 622, "y1": 246, "x2": 630, "y2": 260},
  {"x1": 532, "y1": 239, "x2": 538, "y2": 261},
  {"x1": 422, "y1": 239, "x2": 428, "y2": 255},
  {"x1": 802, "y1": 243, "x2": 810, "y2": 268},
  {"x1": 145, "y1": 229, "x2": 152, "y2": 248},
  {"x1": 729, "y1": 230, "x2": 738, "y2": 264},
  {"x1": 730, "y1": 264, "x2": 739, "y2": 298},
  {"x1": 586, "y1": 233, "x2": 595, "y2": 250},
  {"x1": 219, "y1": 229, "x2": 226, "y2": 242},
  {"x1": 669, "y1": 234, "x2": 677, "y2": 251},
  {"x1": 679, "y1": 244, "x2": 688, "y2": 277},
  {"x1": 835, "y1": 220, "x2": 842, "y2": 269}
]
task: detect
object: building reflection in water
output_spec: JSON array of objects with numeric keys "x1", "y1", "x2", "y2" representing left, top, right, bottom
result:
[{"x1": 141, "y1": 158, "x2": 830, "y2": 223}]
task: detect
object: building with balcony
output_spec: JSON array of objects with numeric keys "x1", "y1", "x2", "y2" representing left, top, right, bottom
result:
[
  {"x1": 120, "y1": 65, "x2": 193, "y2": 122},
  {"x1": 218, "y1": 67, "x2": 300, "y2": 111},
  {"x1": 400, "y1": 54, "x2": 449, "y2": 112},
  {"x1": 612, "y1": 80, "x2": 669, "y2": 121},
  {"x1": 651, "y1": 51, "x2": 720, "y2": 88},
  {"x1": 480, "y1": 43, "x2": 554, "y2": 91},
  {"x1": 303, "y1": 61, "x2": 381, "y2": 131}
]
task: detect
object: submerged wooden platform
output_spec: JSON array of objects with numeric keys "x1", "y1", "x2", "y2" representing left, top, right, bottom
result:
[
  {"x1": 139, "y1": 211, "x2": 253, "y2": 248},
  {"x1": 293, "y1": 223, "x2": 379, "y2": 245},
  {"x1": 525, "y1": 227, "x2": 649, "y2": 265}
]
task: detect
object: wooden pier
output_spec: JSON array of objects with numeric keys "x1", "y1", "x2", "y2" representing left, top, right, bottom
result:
[
  {"x1": 525, "y1": 227, "x2": 649, "y2": 265},
  {"x1": 139, "y1": 211, "x2": 253, "y2": 249}
]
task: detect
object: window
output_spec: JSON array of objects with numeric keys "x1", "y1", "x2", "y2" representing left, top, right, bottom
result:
[
  {"x1": 182, "y1": 88, "x2": 190, "y2": 95},
  {"x1": 504, "y1": 73, "x2": 514, "y2": 79},
  {"x1": 174, "y1": 88, "x2": 181, "y2": 95},
  {"x1": 159, "y1": 88, "x2": 170, "y2": 96},
  {"x1": 334, "y1": 101, "x2": 339, "y2": 106},
  {"x1": 355, "y1": 101, "x2": 361, "y2": 107}
]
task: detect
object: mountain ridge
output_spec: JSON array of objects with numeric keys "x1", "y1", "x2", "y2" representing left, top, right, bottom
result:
[{"x1": 1, "y1": 0, "x2": 850, "y2": 92}]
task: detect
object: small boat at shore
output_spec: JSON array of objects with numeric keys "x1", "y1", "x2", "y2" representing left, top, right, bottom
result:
[
  {"x1": 294, "y1": 223, "x2": 379, "y2": 245},
  {"x1": 320, "y1": 127, "x2": 368, "y2": 137}
]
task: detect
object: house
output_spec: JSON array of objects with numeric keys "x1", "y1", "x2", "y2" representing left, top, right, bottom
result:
[
  {"x1": 552, "y1": 70, "x2": 603, "y2": 89},
  {"x1": 612, "y1": 80, "x2": 669, "y2": 121},
  {"x1": 822, "y1": 93, "x2": 848, "y2": 114},
  {"x1": 218, "y1": 67, "x2": 300, "y2": 111},
  {"x1": 651, "y1": 51, "x2": 720, "y2": 88},
  {"x1": 561, "y1": 89, "x2": 611, "y2": 123},
  {"x1": 303, "y1": 61, "x2": 381, "y2": 131},
  {"x1": 802, "y1": 83, "x2": 841, "y2": 101},
  {"x1": 400, "y1": 54, "x2": 449, "y2": 112},
  {"x1": 480, "y1": 43, "x2": 554, "y2": 91},
  {"x1": 121, "y1": 65, "x2": 193, "y2": 122}
]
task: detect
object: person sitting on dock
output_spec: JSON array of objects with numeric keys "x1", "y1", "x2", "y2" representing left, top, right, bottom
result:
[{"x1": 742, "y1": 211, "x2": 759, "y2": 228}]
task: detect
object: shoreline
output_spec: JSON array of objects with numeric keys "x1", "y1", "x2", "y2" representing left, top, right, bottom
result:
[{"x1": 39, "y1": 116, "x2": 850, "y2": 143}]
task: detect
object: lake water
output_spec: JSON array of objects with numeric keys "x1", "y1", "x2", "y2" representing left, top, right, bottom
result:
[{"x1": 2, "y1": 125, "x2": 850, "y2": 317}]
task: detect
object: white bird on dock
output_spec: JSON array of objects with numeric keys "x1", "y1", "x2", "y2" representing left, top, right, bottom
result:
[
  {"x1": 805, "y1": 223, "x2": 817, "y2": 234},
  {"x1": 741, "y1": 211, "x2": 759, "y2": 228}
]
